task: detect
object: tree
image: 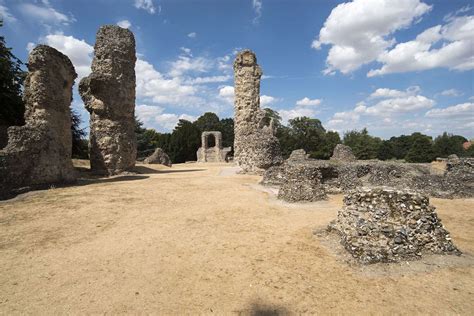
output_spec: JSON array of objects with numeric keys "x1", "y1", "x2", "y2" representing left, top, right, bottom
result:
[
  {"x1": 0, "y1": 20, "x2": 26, "y2": 128},
  {"x1": 377, "y1": 140, "x2": 394, "y2": 161},
  {"x1": 168, "y1": 119, "x2": 201, "y2": 163},
  {"x1": 312, "y1": 130, "x2": 341, "y2": 160},
  {"x1": 263, "y1": 107, "x2": 282, "y2": 129},
  {"x1": 433, "y1": 132, "x2": 466, "y2": 158},
  {"x1": 218, "y1": 118, "x2": 234, "y2": 149},
  {"x1": 405, "y1": 137, "x2": 435, "y2": 163},
  {"x1": 343, "y1": 128, "x2": 382, "y2": 160},
  {"x1": 71, "y1": 109, "x2": 88, "y2": 159}
]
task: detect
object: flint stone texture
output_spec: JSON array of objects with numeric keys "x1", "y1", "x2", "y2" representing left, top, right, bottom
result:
[
  {"x1": 79, "y1": 25, "x2": 137, "y2": 175},
  {"x1": 143, "y1": 148, "x2": 172, "y2": 167},
  {"x1": 329, "y1": 187, "x2": 460, "y2": 264},
  {"x1": 196, "y1": 131, "x2": 231, "y2": 163},
  {"x1": 330, "y1": 144, "x2": 356, "y2": 162},
  {"x1": 278, "y1": 163, "x2": 327, "y2": 203},
  {"x1": 262, "y1": 150, "x2": 474, "y2": 199},
  {"x1": 0, "y1": 45, "x2": 77, "y2": 197},
  {"x1": 233, "y1": 49, "x2": 282, "y2": 174}
]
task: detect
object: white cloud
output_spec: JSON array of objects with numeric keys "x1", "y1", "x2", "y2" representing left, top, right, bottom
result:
[
  {"x1": 186, "y1": 75, "x2": 231, "y2": 85},
  {"x1": 19, "y1": 3, "x2": 74, "y2": 26},
  {"x1": 439, "y1": 89, "x2": 463, "y2": 97},
  {"x1": 313, "y1": 0, "x2": 431, "y2": 75},
  {"x1": 295, "y1": 97, "x2": 322, "y2": 106},
  {"x1": 326, "y1": 86, "x2": 435, "y2": 134},
  {"x1": 0, "y1": 3, "x2": 16, "y2": 23},
  {"x1": 368, "y1": 15, "x2": 474, "y2": 76},
  {"x1": 117, "y1": 20, "x2": 131, "y2": 29},
  {"x1": 218, "y1": 85, "x2": 234, "y2": 104},
  {"x1": 134, "y1": 0, "x2": 157, "y2": 14},
  {"x1": 136, "y1": 104, "x2": 196, "y2": 132},
  {"x1": 187, "y1": 32, "x2": 197, "y2": 38},
  {"x1": 26, "y1": 42, "x2": 35, "y2": 52},
  {"x1": 260, "y1": 95, "x2": 278, "y2": 107},
  {"x1": 252, "y1": 0, "x2": 262, "y2": 24},
  {"x1": 41, "y1": 34, "x2": 94, "y2": 79},
  {"x1": 425, "y1": 102, "x2": 474, "y2": 118},
  {"x1": 168, "y1": 53, "x2": 212, "y2": 78}
]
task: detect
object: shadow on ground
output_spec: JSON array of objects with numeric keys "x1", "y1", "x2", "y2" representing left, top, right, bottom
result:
[{"x1": 234, "y1": 301, "x2": 290, "y2": 316}]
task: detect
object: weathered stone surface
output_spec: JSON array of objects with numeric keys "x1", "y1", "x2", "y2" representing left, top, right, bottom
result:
[
  {"x1": 79, "y1": 25, "x2": 137, "y2": 175},
  {"x1": 330, "y1": 144, "x2": 356, "y2": 162},
  {"x1": 288, "y1": 149, "x2": 310, "y2": 161},
  {"x1": 196, "y1": 131, "x2": 231, "y2": 163},
  {"x1": 262, "y1": 153, "x2": 474, "y2": 199},
  {"x1": 328, "y1": 187, "x2": 460, "y2": 264},
  {"x1": 143, "y1": 148, "x2": 172, "y2": 167},
  {"x1": 278, "y1": 163, "x2": 327, "y2": 202},
  {"x1": 233, "y1": 49, "x2": 282, "y2": 174},
  {"x1": 0, "y1": 45, "x2": 77, "y2": 197}
]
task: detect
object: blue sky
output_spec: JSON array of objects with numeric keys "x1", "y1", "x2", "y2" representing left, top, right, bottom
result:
[{"x1": 1, "y1": 0, "x2": 473, "y2": 139}]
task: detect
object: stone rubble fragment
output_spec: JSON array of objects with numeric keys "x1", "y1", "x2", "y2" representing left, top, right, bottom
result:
[
  {"x1": 278, "y1": 163, "x2": 327, "y2": 202},
  {"x1": 79, "y1": 25, "x2": 137, "y2": 175},
  {"x1": 330, "y1": 144, "x2": 356, "y2": 162},
  {"x1": 0, "y1": 45, "x2": 77, "y2": 197},
  {"x1": 143, "y1": 148, "x2": 172, "y2": 167},
  {"x1": 233, "y1": 49, "x2": 282, "y2": 174},
  {"x1": 328, "y1": 187, "x2": 461, "y2": 264}
]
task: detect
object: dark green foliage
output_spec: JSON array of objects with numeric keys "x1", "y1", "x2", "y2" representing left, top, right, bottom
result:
[
  {"x1": 168, "y1": 119, "x2": 201, "y2": 163},
  {"x1": 71, "y1": 109, "x2": 88, "y2": 159},
  {"x1": 0, "y1": 21, "x2": 26, "y2": 127},
  {"x1": 343, "y1": 128, "x2": 382, "y2": 160},
  {"x1": 405, "y1": 136, "x2": 435, "y2": 163},
  {"x1": 377, "y1": 140, "x2": 394, "y2": 161},
  {"x1": 433, "y1": 132, "x2": 467, "y2": 158}
]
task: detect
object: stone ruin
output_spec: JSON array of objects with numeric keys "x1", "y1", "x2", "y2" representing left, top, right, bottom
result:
[
  {"x1": 233, "y1": 49, "x2": 283, "y2": 173},
  {"x1": 0, "y1": 45, "x2": 77, "y2": 197},
  {"x1": 262, "y1": 149, "x2": 474, "y2": 200},
  {"x1": 196, "y1": 131, "x2": 232, "y2": 163},
  {"x1": 278, "y1": 163, "x2": 327, "y2": 202},
  {"x1": 144, "y1": 148, "x2": 172, "y2": 167},
  {"x1": 330, "y1": 144, "x2": 356, "y2": 162},
  {"x1": 328, "y1": 187, "x2": 461, "y2": 264},
  {"x1": 79, "y1": 25, "x2": 137, "y2": 175}
]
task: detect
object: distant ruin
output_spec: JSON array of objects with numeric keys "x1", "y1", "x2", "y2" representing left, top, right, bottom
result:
[
  {"x1": 329, "y1": 187, "x2": 460, "y2": 263},
  {"x1": 196, "y1": 131, "x2": 231, "y2": 163},
  {"x1": 330, "y1": 144, "x2": 356, "y2": 162},
  {"x1": 233, "y1": 49, "x2": 282, "y2": 173},
  {"x1": 0, "y1": 45, "x2": 77, "y2": 197},
  {"x1": 144, "y1": 148, "x2": 172, "y2": 167},
  {"x1": 79, "y1": 25, "x2": 137, "y2": 175}
]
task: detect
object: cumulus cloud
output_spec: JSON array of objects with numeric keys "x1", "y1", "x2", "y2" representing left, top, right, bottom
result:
[
  {"x1": 136, "y1": 104, "x2": 196, "y2": 131},
  {"x1": 168, "y1": 53, "x2": 212, "y2": 78},
  {"x1": 117, "y1": 20, "x2": 132, "y2": 29},
  {"x1": 425, "y1": 102, "x2": 474, "y2": 118},
  {"x1": 295, "y1": 97, "x2": 322, "y2": 107},
  {"x1": 186, "y1": 75, "x2": 232, "y2": 85},
  {"x1": 368, "y1": 15, "x2": 474, "y2": 76},
  {"x1": 439, "y1": 89, "x2": 463, "y2": 97},
  {"x1": 19, "y1": 2, "x2": 75, "y2": 26},
  {"x1": 187, "y1": 32, "x2": 197, "y2": 38},
  {"x1": 313, "y1": 0, "x2": 431, "y2": 75},
  {"x1": 326, "y1": 86, "x2": 435, "y2": 134},
  {"x1": 218, "y1": 85, "x2": 235, "y2": 104},
  {"x1": 260, "y1": 95, "x2": 278, "y2": 107},
  {"x1": 134, "y1": 0, "x2": 157, "y2": 14},
  {"x1": 0, "y1": 3, "x2": 16, "y2": 23},
  {"x1": 41, "y1": 34, "x2": 94, "y2": 79}
]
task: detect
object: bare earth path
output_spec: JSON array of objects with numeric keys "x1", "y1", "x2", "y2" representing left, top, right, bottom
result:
[{"x1": 1, "y1": 163, "x2": 473, "y2": 314}]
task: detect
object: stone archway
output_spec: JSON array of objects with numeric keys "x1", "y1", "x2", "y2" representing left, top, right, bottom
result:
[{"x1": 197, "y1": 131, "x2": 231, "y2": 162}]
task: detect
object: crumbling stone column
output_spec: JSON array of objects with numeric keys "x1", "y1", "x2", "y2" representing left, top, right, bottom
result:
[
  {"x1": 233, "y1": 49, "x2": 282, "y2": 173},
  {"x1": 0, "y1": 45, "x2": 77, "y2": 197},
  {"x1": 79, "y1": 25, "x2": 137, "y2": 175}
]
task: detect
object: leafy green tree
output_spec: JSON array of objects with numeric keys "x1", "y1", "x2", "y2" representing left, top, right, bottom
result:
[
  {"x1": 343, "y1": 128, "x2": 382, "y2": 160},
  {"x1": 312, "y1": 130, "x2": 341, "y2": 159},
  {"x1": 71, "y1": 109, "x2": 88, "y2": 159},
  {"x1": 169, "y1": 119, "x2": 201, "y2": 163},
  {"x1": 377, "y1": 140, "x2": 394, "y2": 160},
  {"x1": 433, "y1": 132, "x2": 467, "y2": 158},
  {"x1": 218, "y1": 118, "x2": 234, "y2": 149},
  {"x1": 0, "y1": 21, "x2": 25, "y2": 129},
  {"x1": 263, "y1": 107, "x2": 282, "y2": 129},
  {"x1": 405, "y1": 137, "x2": 435, "y2": 163}
]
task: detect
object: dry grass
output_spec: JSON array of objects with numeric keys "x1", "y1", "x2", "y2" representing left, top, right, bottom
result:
[{"x1": 0, "y1": 162, "x2": 473, "y2": 314}]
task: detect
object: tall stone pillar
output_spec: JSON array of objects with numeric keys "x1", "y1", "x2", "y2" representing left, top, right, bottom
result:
[
  {"x1": 233, "y1": 50, "x2": 282, "y2": 173},
  {"x1": 79, "y1": 25, "x2": 137, "y2": 175},
  {"x1": 0, "y1": 45, "x2": 77, "y2": 197}
]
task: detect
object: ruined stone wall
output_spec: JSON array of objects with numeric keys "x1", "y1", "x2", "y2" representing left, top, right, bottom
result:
[
  {"x1": 233, "y1": 50, "x2": 282, "y2": 173},
  {"x1": 330, "y1": 144, "x2": 356, "y2": 162},
  {"x1": 79, "y1": 25, "x2": 137, "y2": 175},
  {"x1": 329, "y1": 187, "x2": 460, "y2": 264},
  {"x1": 143, "y1": 148, "x2": 172, "y2": 167},
  {"x1": 0, "y1": 45, "x2": 77, "y2": 197},
  {"x1": 196, "y1": 131, "x2": 231, "y2": 163},
  {"x1": 278, "y1": 164, "x2": 327, "y2": 202}
]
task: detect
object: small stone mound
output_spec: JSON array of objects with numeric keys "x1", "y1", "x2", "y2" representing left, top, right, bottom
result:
[
  {"x1": 330, "y1": 144, "x2": 356, "y2": 162},
  {"x1": 329, "y1": 187, "x2": 460, "y2": 264},
  {"x1": 288, "y1": 149, "x2": 309, "y2": 161},
  {"x1": 143, "y1": 148, "x2": 172, "y2": 167},
  {"x1": 278, "y1": 164, "x2": 327, "y2": 202}
]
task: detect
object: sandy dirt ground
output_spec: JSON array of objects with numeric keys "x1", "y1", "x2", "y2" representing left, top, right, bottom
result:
[{"x1": 0, "y1": 162, "x2": 473, "y2": 314}]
